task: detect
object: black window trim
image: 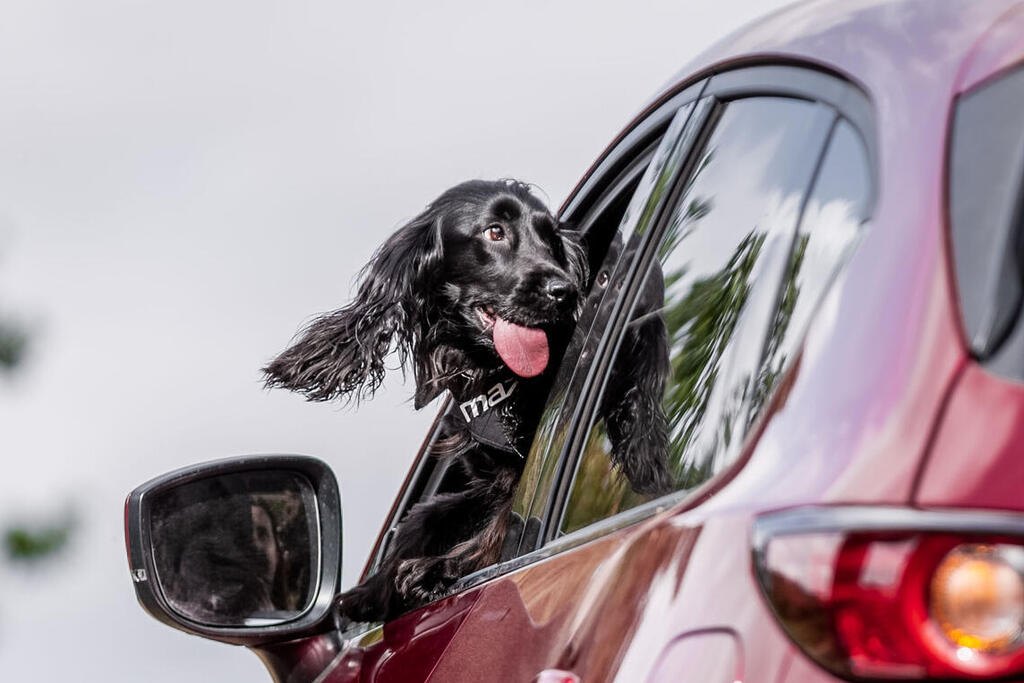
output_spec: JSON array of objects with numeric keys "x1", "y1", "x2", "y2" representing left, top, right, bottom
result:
[
  {"x1": 505, "y1": 136, "x2": 669, "y2": 532},
  {"x1": 452, "y1": 89, "x2": 715, "y2": 592}
]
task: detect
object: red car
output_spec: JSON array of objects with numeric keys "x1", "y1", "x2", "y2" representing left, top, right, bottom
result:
[{"x1": 125, "y1": 0, "x2": 1024, "y2": 680}]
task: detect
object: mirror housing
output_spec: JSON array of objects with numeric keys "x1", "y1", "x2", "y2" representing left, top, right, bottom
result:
[{"x1": 124, "y1": 455, "x2": 341, "y2": 646}]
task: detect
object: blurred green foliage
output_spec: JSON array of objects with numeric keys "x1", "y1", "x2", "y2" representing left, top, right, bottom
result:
[
  {"x1": 0, "y1": 320, "x2": 28, "y2": 370},
  {"x1": 4, "y1": 518, "x2": 74, "y2": 562},
  {"x1": 1, "y1": 256, "x2": 73, "y2": 565}
]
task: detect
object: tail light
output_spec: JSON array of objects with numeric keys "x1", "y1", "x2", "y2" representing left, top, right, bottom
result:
[{"x1": 753, "y1": 507, "x2": 1024, "y2": 679}]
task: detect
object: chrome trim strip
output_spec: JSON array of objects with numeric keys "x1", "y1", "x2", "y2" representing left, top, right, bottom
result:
[
  {"x1": 456, "y1": 488, "x2": 692, "y2": 590},
  {"x1": 753, "y1": 505, "x2": 1024, "y2": 557}
]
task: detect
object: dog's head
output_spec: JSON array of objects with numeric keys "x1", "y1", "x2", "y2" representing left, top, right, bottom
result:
[{"x1": 263, "y1": 179, "x2": 587, "y2": 408}]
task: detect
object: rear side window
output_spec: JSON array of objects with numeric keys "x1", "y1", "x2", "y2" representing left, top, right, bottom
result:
[
  {"x1": 561, "y1": 97, "x2": 835, "y2": 533},
  {"x1": 950, "y1": 65, "x2": 1024, "y2": 369}
]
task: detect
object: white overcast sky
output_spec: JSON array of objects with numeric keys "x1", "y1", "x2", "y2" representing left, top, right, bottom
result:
[{"x1": 0, "y1": 0, "x2": 794, "y2": 680}]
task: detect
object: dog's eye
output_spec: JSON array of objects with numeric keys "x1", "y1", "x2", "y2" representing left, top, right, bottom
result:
[
  {"x1": 597, "y1": 271, "x2": 610, "y2": 287},
  {"x1": 485, "y1": 224, "x2": 506, "y2": 241}
]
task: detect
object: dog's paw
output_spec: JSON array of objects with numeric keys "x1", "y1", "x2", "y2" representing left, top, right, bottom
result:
[
  {"x1": 336, "y1": 582, "x2": 389, "y2": 623},
  {"x1": 395, "y1": 558, "x2": 455, "y2": 605}
]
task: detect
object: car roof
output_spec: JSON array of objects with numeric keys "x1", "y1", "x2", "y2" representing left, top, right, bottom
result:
[
  {"x1": 664, "y1": 0, "x2": 1024, "y2": 248},
  {"x1": 660, "y1": 0, "x2": 1024, "y2": 103},
  {"x1": 563, "y1": 0, "x2": 1024, "y2": 221}
]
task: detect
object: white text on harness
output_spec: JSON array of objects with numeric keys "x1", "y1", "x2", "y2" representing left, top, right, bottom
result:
[{"x1": 459, "y1": 380, "x2": 518, "y2": 422}]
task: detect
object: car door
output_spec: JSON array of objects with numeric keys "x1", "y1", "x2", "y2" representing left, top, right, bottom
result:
[
  {"x1": 305, "y1": 65, "x2": 873, "y2": 683},
  {"x1": 518, "y1": 91, "x2": 870, "y2": 683},
  {"x1": 429, "y1": 91, "x2": 838, "y2": 683}
]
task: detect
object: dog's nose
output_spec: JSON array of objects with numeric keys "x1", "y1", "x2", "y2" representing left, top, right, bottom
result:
[{"x1": 545, "y1": 277, "x2": 575, "y2": 303}]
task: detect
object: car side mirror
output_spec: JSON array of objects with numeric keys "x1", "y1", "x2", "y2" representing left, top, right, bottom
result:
[{"x1": 124, "y1": 455, "x2": 342, "y2": 645}]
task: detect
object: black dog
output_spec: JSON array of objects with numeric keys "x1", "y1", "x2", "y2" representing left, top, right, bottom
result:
[
  {"x1": 264, "y1": 180, "x2": 587, "y2": 621},
  {"x1": 264, "y1": 178, "x2": 679, "y2": 621}
]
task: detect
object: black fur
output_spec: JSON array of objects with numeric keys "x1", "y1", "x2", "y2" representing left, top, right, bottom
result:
[
  {"x1": 264, "y1": 180, "x2": 587, "y2": 409},
  {"x1": 265, "y1": 180, "x2": 586, "y2": 620},
  {"x1": 264, "y1": 179, "x2": 670, "y2": 622}
]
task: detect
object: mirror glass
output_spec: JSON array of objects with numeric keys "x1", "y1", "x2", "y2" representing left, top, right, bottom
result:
[{"x1": 149, "y1": 470, "x2": 318, "y2": 626}]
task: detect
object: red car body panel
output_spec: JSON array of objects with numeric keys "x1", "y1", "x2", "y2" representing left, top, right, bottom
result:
[
  {"x1": 262, "y1": 2, "x2": 1024, "y2": 681},
  {"x1": 916, "y1": 363, "x2": 1024, "y2": 513}
]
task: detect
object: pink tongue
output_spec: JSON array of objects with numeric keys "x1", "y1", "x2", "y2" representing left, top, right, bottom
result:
[{"x1": 492, "y1": 317, "x2": 549, "y2": 378}]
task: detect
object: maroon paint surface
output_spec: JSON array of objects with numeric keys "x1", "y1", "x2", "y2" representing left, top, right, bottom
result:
[{"x1": 274, "y1": 2, "x2": 1024, "y2": 681}]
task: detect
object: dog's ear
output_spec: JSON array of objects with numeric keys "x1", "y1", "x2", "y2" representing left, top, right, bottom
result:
[
  {"x1": 411, "y1": 345, "x2": 468, "y2": 410},
  {"x1": 559, "y1": 224, "x2": 590, "y2": 302},
  {"x1": 263, "y1": 211, "x2": 442, "y2": 403}
]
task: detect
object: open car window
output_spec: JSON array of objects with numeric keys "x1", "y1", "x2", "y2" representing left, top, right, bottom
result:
[{"x1": 362, "y1": 86, "x2": 708, "y2": 580}]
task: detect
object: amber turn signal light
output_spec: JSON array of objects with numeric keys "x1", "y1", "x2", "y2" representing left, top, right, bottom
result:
[{"x1": 930, "y1": 544, "x2": 1024, "y2": 656}]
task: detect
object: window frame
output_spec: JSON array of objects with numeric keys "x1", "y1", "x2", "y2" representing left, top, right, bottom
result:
[
  {"x1": 556, "y1": 96, "x2": 841, "y2": 537},
  {"x1": 364, "y1": 63, "x2": 875, "y2": 596},
  {"x1": 358, "y1": 78, "x2": 710, "y2": 583},
  {"x1": 523, "y1": 64, "x2": 876, "y2": 559},
  {"x1": 524, "y1": 95, "x2": 720, "y2": 538}
]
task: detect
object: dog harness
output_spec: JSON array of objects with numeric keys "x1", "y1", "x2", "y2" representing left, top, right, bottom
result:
[{"x1": 453, "y1": 377, "x2": 523, "y2": 457}]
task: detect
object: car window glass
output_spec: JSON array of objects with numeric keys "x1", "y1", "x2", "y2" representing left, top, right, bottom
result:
[
  {"x1": 948, "y1": 65, "x2": 1024, "y2": 370},
  {"x1": 561, "y1": 97, "x2": 834, "y2": 534},
  {"x1": 750, "y1": 119, "x2": 871, "y2": 419}
]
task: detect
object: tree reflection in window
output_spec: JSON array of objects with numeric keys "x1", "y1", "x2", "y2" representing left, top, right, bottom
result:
[
  {"x1": 750, "y1": 120, "x2": 871, "y2": 422},
  {"x1": 562, "y1": 97, "x2": 837, "y2": 534}
]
